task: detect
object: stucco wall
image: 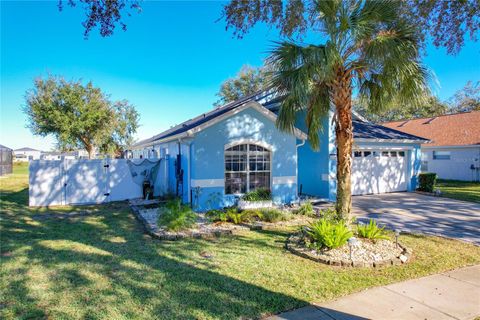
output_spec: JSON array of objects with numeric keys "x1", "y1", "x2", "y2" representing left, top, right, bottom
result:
[
  {"x1": 295, "y1": 111, "x2": 331, "y2": 199},
  {"x1": 421, "y1": 146, "x2": 480, "y2": 181},
  {"x1": 190, "y1": 107, "x2": 299, "y2": 210}
]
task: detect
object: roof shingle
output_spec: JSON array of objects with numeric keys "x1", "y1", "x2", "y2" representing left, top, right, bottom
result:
[{"x1": 382, "y1": 111, "x2": 480, "y2": 147}]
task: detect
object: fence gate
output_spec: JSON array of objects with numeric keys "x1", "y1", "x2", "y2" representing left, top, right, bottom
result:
[{"x1": 64, "y1": 159, "x2": 107, "y2": 205}]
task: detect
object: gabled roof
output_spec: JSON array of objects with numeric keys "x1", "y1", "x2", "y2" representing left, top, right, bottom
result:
[
  {"x1": 382, "y1": 111, "x2": 480, "y2": 147},
  {"x1": 133, "y1": 90, "x2": 428, "y2": 149},
  {"x1": 133, "y1": 91, "x2": 307, "y2": 148},
  {"x1": 14, "y1": 147, "x2": 41, "y2": 152}
]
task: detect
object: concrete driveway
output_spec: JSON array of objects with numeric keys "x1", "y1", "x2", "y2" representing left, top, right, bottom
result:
[{"x1": 352, "y1": 192, "x2": 480, "y2": 245}]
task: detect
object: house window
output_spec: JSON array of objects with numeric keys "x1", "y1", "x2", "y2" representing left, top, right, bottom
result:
[
  {"x1": 225, "y1": 143, "x2": 271, "y2": 195},
  {"x1": 421, "y1": 161, "x2": 428, "y2": 172},
  {"x1": 398, "y1": 151, "x2": 405, "y2": 157},
  {"x1": 433, "y1": 151, "x2": 451, "y2": 160}
]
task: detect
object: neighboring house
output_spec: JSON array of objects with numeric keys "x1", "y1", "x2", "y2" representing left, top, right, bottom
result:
[
  {"x1": 131, "y1": 91, "x2": 427, "y2": 210},
  {"x1": 14, "y1": 147, "x2": 41, "y2": 162},
  {"x1": 41, "y1": 150, "x2": 89, "y2": 160},
  {"x1": 0, "y1": 144, "x2": 13, "y2": 176},
  {"x1": 383, "y1": 111, "x2": 480, "y2": 182}
]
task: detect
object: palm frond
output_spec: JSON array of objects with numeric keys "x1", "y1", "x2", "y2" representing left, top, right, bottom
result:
[{"x1": 267, "y1": 41, "x2": 333, "y2": 148}]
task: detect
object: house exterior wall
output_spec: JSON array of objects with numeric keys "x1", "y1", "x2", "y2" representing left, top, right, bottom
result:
[
  {"x1": 14, "y1": 150, "x2": 41, "y2": 161},
  {"x1": 190, "y1": 107, "x2": 299, "y2": 211},
  {"x1": 294, "y1": 110, "x2": 332, "y2": 200},
  {"x1": 421, "y1": 146, "x2": 480, "y2": 181},
  {"x1": 294, "y1": 111, "x2": 422, "y2": 201}
]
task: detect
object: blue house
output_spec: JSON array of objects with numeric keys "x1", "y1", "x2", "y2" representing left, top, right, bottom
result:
[{"x1": 131, "y1": 91, "x2": 427, "y2": 210}]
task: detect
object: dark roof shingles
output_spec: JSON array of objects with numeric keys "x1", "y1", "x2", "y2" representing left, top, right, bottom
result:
[{"x1": 353, "y1": 120, "x2": 428, "y2": 141}]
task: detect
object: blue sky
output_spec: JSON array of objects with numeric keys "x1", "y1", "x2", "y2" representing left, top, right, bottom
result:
[{"x1": 1, "y1": 1, "x2": 479, "y2": 151}]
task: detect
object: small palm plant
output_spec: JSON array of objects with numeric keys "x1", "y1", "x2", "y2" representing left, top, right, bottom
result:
[
  {"x1": 306, "y1": 218, "x2": 353, "y2": 250},
  {"x1": 295, "y1": 201, "x2": 315, "y2": 217},
  {"x1": 356, "y1": 219, "x2": 389, "y2": 241},
  {"x1": 158, "y1": 198, "x2": 197, "y2": 231}
]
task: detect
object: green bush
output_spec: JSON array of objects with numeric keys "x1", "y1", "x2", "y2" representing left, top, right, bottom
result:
[
  {"x1": 418, "y1": 172, "x2": 438, "y2": 192},
  {"x1": 259, "y1": 208, "x2": 291, "y2": 223},
  {"x1": 242, "y1": 188, "x2": 272, "y2": 201},
  {"x1": 356, "y1": 219, "x2": 389, "y2": 241},
  {"x1": 306, "y1": 219, "x2": 353, "y2": 250},
  {"x1": 226, "y1": 207, "x2": 244, "y2": 224},
  {"x1": 205, "y1": 209, "x2": 228, "y2": 222},
  {"x1": 294, "y1": 201, "x2": 315, "y2": 217},
  {"x1": 158, "y1": 198, "x2": 197, "y2": 231},
  {"x1": 240, "y1": 209, "x2": 263, "y2": 222},
  {"x1": 318, "y1": 207, "x2": 341, "y2": 222}
]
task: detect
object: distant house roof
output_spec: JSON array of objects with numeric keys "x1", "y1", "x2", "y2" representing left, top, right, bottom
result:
[
  {"x1": 133, "y1": 90, "x2": 428, "y2": 148},
  {"x1": 14, "y1": 147, "x2": 41, "y2": 152},
  {"x1": 382, "y1": 111, "x2": 480, "y2": 147},
  {"x1": 0, "y1": 144, "x2": 12, "y2": 151}
]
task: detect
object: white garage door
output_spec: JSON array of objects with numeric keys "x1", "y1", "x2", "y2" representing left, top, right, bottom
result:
[{"x1": 352, "y1": 150, "x2": 407, "y2": 195}]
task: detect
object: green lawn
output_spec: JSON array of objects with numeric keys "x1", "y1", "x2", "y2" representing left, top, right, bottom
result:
[
  {"x1": 437, "y1": 179, "x2": 480, "y2": 203},
  {"x1": 1, "y1": 163, "x2": 479, "y2": 319}
]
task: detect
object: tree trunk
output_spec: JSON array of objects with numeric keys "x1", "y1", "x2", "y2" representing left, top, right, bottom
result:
[
  {"x1": 332, "y1": 69, "x2": 353, "y2": 221},
  {"x1": 85, "y1": 144, "x2": 95, "y2": 159}
]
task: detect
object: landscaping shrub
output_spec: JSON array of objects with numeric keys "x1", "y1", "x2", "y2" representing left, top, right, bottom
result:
[
  {"x1": 205, "y1": 209, "x2": 228, "y2": 222},
  {"x1": 240, "y1": 209, "x2": 263, "y2": 222},
  {"x1": 418, "y1": 172, "x2": 438, "y2": 192},
  {"x1": 259, "y1": 208, "x2": 291, "y2": 223},
  {"x1": 294, "y1": 201, "x2": 315, "y2": 217},
  {"x1": 356, "y1": 219, "x2": 389, "y2": 241},
  {"x1": 241, "y1": 188, "x2": 272, "y2": 201},
  {"x1": 158, "y1": 198, "x2": 197, "y2": 231},
  {"x1": 318, "y1": 207, "x2": 341, "y2": 222},
  {"x1": 226, "y1": 207, "x2": 244, "y2": 224},
  {"x1": 306, "y1": 219, "x2": 353, "y2": 250}
]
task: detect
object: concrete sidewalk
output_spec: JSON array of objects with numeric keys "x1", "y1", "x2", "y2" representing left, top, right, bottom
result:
[{"x1": 268, "y1": 265, "x2": 480, "y2": 320}]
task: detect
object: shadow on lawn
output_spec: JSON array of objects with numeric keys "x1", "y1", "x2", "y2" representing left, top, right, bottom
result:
[{"x1": 2, "y1": 191, "x2": 308, "y2": 319}]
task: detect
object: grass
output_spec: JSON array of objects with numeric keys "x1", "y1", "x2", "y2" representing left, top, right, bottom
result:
[
  {"x1": 1, "y1": 163, "x2": 479, "y2": 319},
  {"x1": 436, "y1": 179, "x2": 480, "y2": 203}
]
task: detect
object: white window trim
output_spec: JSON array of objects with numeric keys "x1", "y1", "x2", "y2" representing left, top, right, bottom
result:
[{"x1": 224, "y1": 142, "x2": 273, "y2": 195}]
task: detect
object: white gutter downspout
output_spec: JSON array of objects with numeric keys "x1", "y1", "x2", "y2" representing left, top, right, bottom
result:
[
  {"x1": 296, "y1": 139, "x2": 306, "y2": 148},
  {"x1": 295, "y1": 139, "x2": 306, "y2": 199},
  {"x1": 179, "y1": 138, "x2": 193, "y2": 204}
]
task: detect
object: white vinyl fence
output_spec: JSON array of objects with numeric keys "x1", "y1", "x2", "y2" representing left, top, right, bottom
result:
[{"x1": 29, "y1": 159, "x2": 167, "y2": 206}]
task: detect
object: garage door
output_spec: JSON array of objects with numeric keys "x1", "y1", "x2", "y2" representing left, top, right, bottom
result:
[{"x1": 352, "y1": 150, "x2": 407, "y2": 195}]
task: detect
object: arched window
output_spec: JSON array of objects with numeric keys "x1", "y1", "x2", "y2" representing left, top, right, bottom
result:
[{"x1": 225, "y1": 143, "x2": 271, "y2": 194}]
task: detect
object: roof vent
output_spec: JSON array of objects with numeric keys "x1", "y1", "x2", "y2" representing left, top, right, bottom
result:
[{"x1": 423, "y1": 117, "x2": 436, "y2": 124}]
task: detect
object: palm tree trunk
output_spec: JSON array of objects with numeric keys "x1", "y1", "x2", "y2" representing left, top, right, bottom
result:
[{"x1": 332, "y1": 70, "x2": 353, "y2": 220}]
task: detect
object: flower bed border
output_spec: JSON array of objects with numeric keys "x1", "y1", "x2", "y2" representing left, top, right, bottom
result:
[
  {"x1": 130, "y1": 205, "x2": 249, "y2": 241},
  {"x1": 286, "y1": 233, "x2": 412, "y2": 267}
]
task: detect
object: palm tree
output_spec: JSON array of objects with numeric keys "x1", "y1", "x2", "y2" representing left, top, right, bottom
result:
[{"x1": 267, "y1": 0, "x2": 430, "y2": 220}]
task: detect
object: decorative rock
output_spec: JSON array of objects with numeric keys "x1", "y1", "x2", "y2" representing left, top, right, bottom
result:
[
  {"x1": 130, "y1": 205, "x2": 249, "y2": 241},
  {"x1": 286, "y1": 233, "x2": 412, "y2": 268}
]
